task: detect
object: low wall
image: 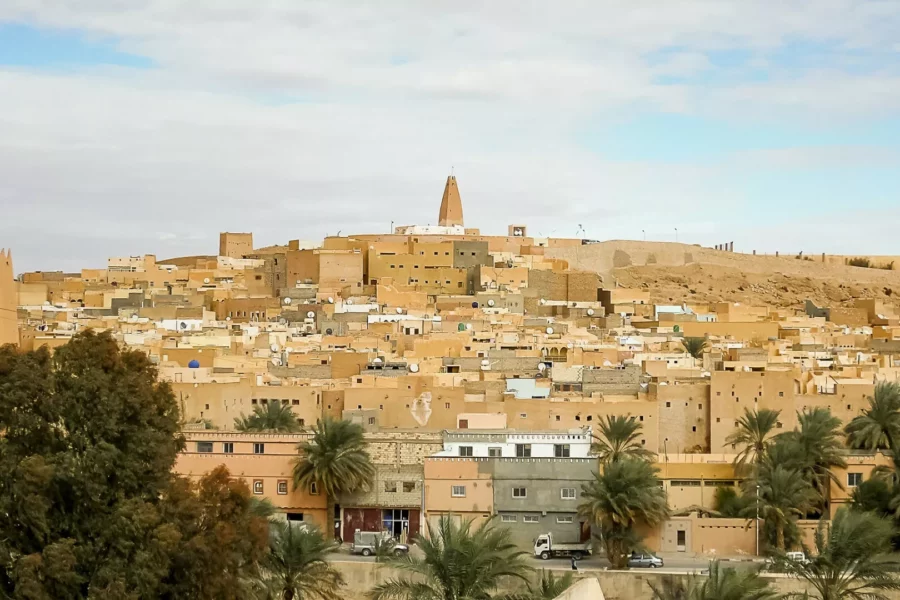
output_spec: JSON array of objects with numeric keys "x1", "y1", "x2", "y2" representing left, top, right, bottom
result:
[{"x1": 331, "y1": 562, "x2": 900, "y2": 600}]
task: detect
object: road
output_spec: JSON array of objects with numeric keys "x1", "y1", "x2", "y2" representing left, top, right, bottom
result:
[{"x1": 329, "y1": 550, "x2": 763, "y2": 573}]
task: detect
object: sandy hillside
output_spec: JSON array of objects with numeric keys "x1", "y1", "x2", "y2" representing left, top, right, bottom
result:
[{"x1": 546, "y1": 240, "x2": 900, "y2": 309}]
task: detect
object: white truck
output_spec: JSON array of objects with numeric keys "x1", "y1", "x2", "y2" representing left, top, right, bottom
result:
[{"x1": 533, "y1": 533, "x2": 592, "y2": 560}]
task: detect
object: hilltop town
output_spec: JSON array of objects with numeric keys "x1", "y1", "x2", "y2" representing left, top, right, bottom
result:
[{"x1": 2, "y1": 175, "x2": 900, "y2": 568}]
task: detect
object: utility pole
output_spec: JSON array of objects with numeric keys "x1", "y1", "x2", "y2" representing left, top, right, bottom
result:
[
  {"x1": 675, "y1": 227, "x2": 679, "y2": 243},
  {"x1": 756, "y1": 484, "x2": 761, "y2": 556}
]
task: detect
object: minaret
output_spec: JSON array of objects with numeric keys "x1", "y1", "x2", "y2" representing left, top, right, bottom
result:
[{"x1": 438, "y1": 175, "x2": 464, "y2": 227}]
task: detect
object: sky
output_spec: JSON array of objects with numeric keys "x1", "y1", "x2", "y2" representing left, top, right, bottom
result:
[{"x1": 1, "y1": 1, "x2": 899, "y2": 273}]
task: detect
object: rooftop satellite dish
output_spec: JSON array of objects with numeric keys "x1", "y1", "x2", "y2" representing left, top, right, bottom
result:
[
  {"x1": 203, "y1": 277, "x2": 210, "y2": 284},
  {"x1": 487, "y1": 299, "x2": 495, "y2": 307},
  {"x1": 396, "y1": 307, "x2": 403, "y2": 314},
  {"x1": 587, "y1": 308, "x2": 595, "y2": 316},
  {"x1": 373, "y1": 357, "x2": 383, "y2": 364},
  {"x1": 325, "y1": 328, "x2": 333, "y2": 335},
  {"x1": 409, "y1": 363, "x2": 420, "y2": 373},
  {"x1": 480, "y1": 359, "x2": 491, "y2": 367},
  {"x1": 346, "y1": 299, "x2": 353, "y2": 305},
  {"x1": 603, "y1": 360, "x2": 613, "y2": 367},
  {"x1": 546, "y1": 327, "x2": 554, "y2": 335},
  {"x1": 179, "y1": 322, "x2": 187, "y2": 330},
  {"x1": 306, "y1": 311, "x2": 315, "y2": 319},
  {"x1": 279, "y1": 318, "x2": 287, "y2": 325},
  {"x1": 270, "y1": 343, "x2": 279, "y2": 352},
  {"x1": 538, "y1": 362, "x2": 547, "y2": 372},
  {"x1": 283, "y1": 297, "x2": 292, "y2": 305},
  {"x1": 327, "y1": 297, "x2": 335, "y2": 304},
  {"x1": 225, "y1": 316, "x2": 231, "y2": 321},
  {"x1": 539, "y1": 298, "x2": 547, "y2": 305}
]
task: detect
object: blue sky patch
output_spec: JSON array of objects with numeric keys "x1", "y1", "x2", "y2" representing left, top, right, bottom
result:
[{"x1": 0, "y1": 23, "x2": 153, "y2": 69}]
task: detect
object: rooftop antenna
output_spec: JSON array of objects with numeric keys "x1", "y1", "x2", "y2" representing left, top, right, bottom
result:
[{"x1": 451, "y1": 165, "x2": 454, "y2": 176}]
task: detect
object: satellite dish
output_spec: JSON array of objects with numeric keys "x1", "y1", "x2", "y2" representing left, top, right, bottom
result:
[
  {"x1": 471, "y1": 302, "x2": 479, "y2": 308},
  {"x1": 587, "y1": 308, "x2": 595, "y2": 316},
  {"x1": 603, "y1": 360, "x2": 613, "y2": 367},
  {"x1": 270, "y1": 343, "x2": 279, "y2": 352},
  {"x1": 306, "y1": 311, "x2": 315, "y2": 319},
  {"x1": 673, "y1": 324, "x2": 681, "y2": 333},
  {"x1": 203, "y1": 277, "x2": 210, "y2": 284},
  {"x1": 546, "y1": 327, "x2": 554, "y2": 335},
  {"x1": 409, "y1": 363, "x2": 420, "y2": 373},
  {"x1": 279, "y1": 318, "x2": 287, "y2": 325},
  {"x1": 179, "y1": 322, "x2": 187, "y2": 330},
  {"x1": 327, "y1": 297, "x2": 335, "y2": 304},
  {"x1": 396, "y1": 307, "x2": 403, "y2": 314},
  {"x1": 373, "y1": 357, "x2": 383, "y2": 364},
  {"x1": 487, "y1": 299, "x2": 495, "y2": 307},
  {"x1": 325, "y1": 328, "x2": 333, "y2": 335},
  {"x1": 480, "y1": 359, "x2": 491, "y2": 367},
  {"x1": 283, "y1": 297, "x2": 292, "y2": 305},
  {"x1": 539, "y1": 298, "x2": 547, "y2": 305},
  {"x1": 225, "y1": 316, "x2": 231, "y2": 321},
  {"x1": 346, "y1": 299, "x2": 353, "y2": 305},
  {"x1": 538, "y1": 363, "x2": 547, "y2": 372}
]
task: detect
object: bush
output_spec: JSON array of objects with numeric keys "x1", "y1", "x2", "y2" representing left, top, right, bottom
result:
[{"x1": 848, "y1": 257, "x2": 871, "y2": 268}]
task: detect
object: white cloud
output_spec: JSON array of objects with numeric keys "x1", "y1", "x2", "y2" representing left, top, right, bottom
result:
[{"x1": 0, "y1": 1, "x2": 899, "y2": 271}]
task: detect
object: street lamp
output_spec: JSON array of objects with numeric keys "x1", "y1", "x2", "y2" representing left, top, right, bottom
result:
[
  {"x1": 675, "y1": 227, "x2": 679, "y2": 243},
  {"x1": 756, "y1": 484, "x2": 761, "y2": 556},
  {"x1": 642, "y1": 229, "x2": 646, "y2": 241}
]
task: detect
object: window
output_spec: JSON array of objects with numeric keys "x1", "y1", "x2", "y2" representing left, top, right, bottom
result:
[
  {"x1": 384, "y1": 481, "x2": 398, "y2": 493},
  {"x1": 403, "y1": 481, "x2": 416, "y2": 493},
  {"x1": 292, "y1": 399, "x2": 300, "y2": 405},
  {"x1": 666, "y1": 401, "x2": 671, "y2": 407},
  {"x1": 452, "y1": 485, "x2": 466, "y2": 497},
  {"x1": 253, "y1": 443, "x2": 265, "y2": 454},
  {"x1": 253, "y1": 480, "x2": 264, "y2": 495},
  {"x1": 459, "y1": 419, "x2": 469, "y2": 429},
  {"x1": 670, "y1": 480, "x2": 701, "y2": 487},
  {"x1": 223, "y1": 442, "x2": 234, "y2": 454},
  {"x1": 779, "y1": 391, "x2": 784, "y2": 397},
  {"x1": 523, "y1": 515, "x2": 539, "y2": 524},
  {"x1": 512, "y1": 487, "x2": 527, "y2": 498},
  {"x1": 196, "y1": 442, "x2": 213, "y2": 453},
  {"x1": 501, "y1": 514, "x2": 517, "y2": 523},
  {"x1": 557, "y1": 516, "x2": 574, "y2": 524},
  {"x1": 488, "y1": 447, "x2": 502, "y2": 457},
  {"x1": 516, "y1": 444, "x2": 532, "y2": 458},
  {"x1": 848, "y1": 472, "x2": 863, "y2": 487},
  {"x1": 298, "y1": 418, "x2": 305, "y2": 426},
  {"x1": 554, "y1": 444, "x2": 571, "y2": 458},
  {"x1": 561, "y1": 488, "x2": 577, "y2": 500},
  {"x1": 277, "y1": 480, "x2": 288, "y2": 495},
  {"x1": 459, "y1": 446, "x2": 474, "y2": 457},
  {"x1": 310, "y1": 482, "x2": 320, "y2": 495}
]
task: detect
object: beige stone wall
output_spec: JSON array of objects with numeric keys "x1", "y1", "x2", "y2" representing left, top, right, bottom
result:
[
  {"x1": 655, "y1": 382, "x2": 711, "y2": 453},
  {"x1": 710, "y1": 370, "x2": 797, "y2": 452},
  {"x1": 219, "y1": 232, "x2": 253, "y2": 259},
  {"x1": 0, "y1": 249, "x2": 16, "y2": 346}
]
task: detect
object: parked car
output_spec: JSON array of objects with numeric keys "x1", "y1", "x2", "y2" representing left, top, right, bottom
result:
[
  {"x1": 350, "y1": 531, "x2": 409, "y2": 557},
  {"x1": 627, "y1": 552, "x2": 664, "y2": 568}
]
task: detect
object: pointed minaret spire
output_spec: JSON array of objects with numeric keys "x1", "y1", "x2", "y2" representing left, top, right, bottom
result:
[{"x1": 438, "y1": 174, "x2": 464, "y2": 227}]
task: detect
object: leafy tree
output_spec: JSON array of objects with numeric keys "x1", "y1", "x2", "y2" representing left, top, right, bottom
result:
[
  {"x1": 845, "y1": 381, "x2": 900, "y2": 451},
  {"x1": 591, "y1": 415, "x2": 655, "y2": 464},
  {"x1": 578, "y1": 458, "x2": 669, "y2": 568},
  {"x1": 779, "y1": 508, "x2": 900, "y2": 600},
  {"x1": 500, "y1": 571, "x2": 575, "y2": 600},
  {"x1": 0, "y1": 331, "x2": 268, "y2": 598},
  {"x1": 681, "y1": 337, "x2": 708, "y2": 360},
  {"x1": 292, "y1": 418, "x2": 375, "y2": 540},
  {"x1": 253, "y1": 522, "x2": 344, "y2": 600},
  {"x1": 236, "y1": 402, "x2": 301, "y2": 433},
  {"x1": 725, "y1": 408, "x2": 781, "y2": 473},
  {"x1": 650, "y1": 561, "x2": 779, "y2": 600},
  {"x1": 742, "y1": 464, "x2": 818, "y2": 551},
  {"x1": 850, "y1": 477, "x2": 894, "y2": 517},
  {"x1": 369, "y1": 516, "x2": 532, "y2": 600},
  {"x1": 780, "y1": 408, "x2": 847, "y2": 513},
  {"x1": 712, "y1": 486, "x2": 751, "y2": 518}
]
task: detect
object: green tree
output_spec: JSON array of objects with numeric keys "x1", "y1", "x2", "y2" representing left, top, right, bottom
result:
[
  {"x1": 236, "y1": 401, "x2": 302, "y2": 433},
  {"x1": 742, "y1": 464, "x2": 819, "y2": 551},
  {"x1": 501, "y1": 571, "x2": 575, "y2": 600},
  {"x1": 292, "y1": 418, "x2": 375, "y2": 540},
  {"x1": 254, "y1": 522, "x2": 344, "y2": 600},
  {"x1": 0, "y1": 331, "x2": 268, "y2": 598},
  {"x1": 779, "y1": 508, "x2": 900, "y2": 600},
  {"x1": 681, "y1": 337, "x2": 708, "y2": 360},
  {"x1": 780, "y1": 408, "x2": 847, "y2": 513},
  {"x1": 578, "y1": 458, "x2": 669, "y2": 568},
  {"x1": 369, "y1": 516, "x2": 532, "y2": 600},
  {"x1": 712, "y1": 487, "x2": 751, "y2": 518},
  {"x1": 591, "y1": 415, "x2": 655, "y2": 465},
  {"x1": 650, "y1": 561, "x2": 779, "y2": 600},
  {"x1": 725, "y1": 408, "x2": 781, "y2": 473},
  {"x1": 845, "y1": 381, "x2": 900, "y2": 451}
]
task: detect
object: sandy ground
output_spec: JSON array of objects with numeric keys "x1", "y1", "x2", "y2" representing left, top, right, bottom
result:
[{"x1": 546, "y1": 241, "x2": 900, "y2": 309}]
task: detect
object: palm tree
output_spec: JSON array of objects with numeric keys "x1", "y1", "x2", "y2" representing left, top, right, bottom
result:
[
  {"x1": 368, "y1": 516, "x2": 533, "y2": 600},
  {"x1": 501, "y1": 571, "x2": 575, "y2": 600},
  {"x1": 712, "y1": 486, "x2": 750, "y2": 518},
  {"x1": 742, "y1": 464, "x2": 819, "y2": 551},
  {"x1": 650, "y1": 561, "x2": 779, "y2": 600},
  {"x1": 725, "y1": 408, "x2": 781, "y2": 473},
  {"x1": 235, "y1": 401, "x2": 301, "y2": 432},
  {"x1": 578, "y1": 458, "x2": 669, "y2": 568},
  {"x1": 779, "y1": 508, "x2": 900, "y2": 600},
  {"x1": 591, "y1": 415, "x2": 655, "y2": 464},
  {"x1": 682, "y1": 337, "x2": 708, "y2": 360},
  {"x1": 846, "y1": 381, "x2": 900, "y2": 451},
  {"x1": 782, "y1": 407, "x2": 847, "y2": 512},
  {"x1": 255, "y1": 521, "x2": 345, "y2": 600},
  {"x1": 292, "y1": 418, "x2": 375, "y2": 540}
]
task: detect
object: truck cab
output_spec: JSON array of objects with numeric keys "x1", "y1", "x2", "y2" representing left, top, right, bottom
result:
[{"x1": 533, "y1": 533, "x2": 590, "y2": 560}]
